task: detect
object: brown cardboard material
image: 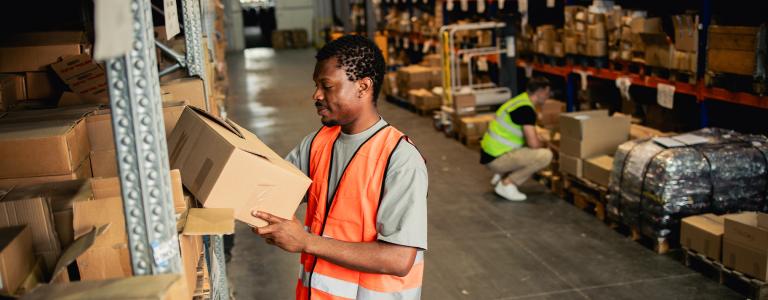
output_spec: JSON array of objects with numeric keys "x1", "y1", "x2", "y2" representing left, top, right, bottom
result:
[
  {"x1": 90, "y1": 150, "x2": 117, "y2": 178},
  {"x1": 559, "y1": 110, "x2": 609, "y2": 139},
  {"x1": 0, "y1": 114, "x2": 89, "y2": 178},
  {"x1": 0, "y1": 32, "x2": 87, "y2": 73},
  {"x1": 85, "y1": 103, "x2": 185, "y2": 151},
  {"x1": 178, "y1": 233, "x2": 202, "y2": 299},
  {"x1": 559, "y1": 152, "x2": 583, "y2": 177},
  {"x1": 161, "y1": 77, "x2": 206, "y2": 110},
  {"x1": 681, "y1": 214, "x2": 725, "y2": 261},
  {"x1": 0, "y1": 75, "x2": 25, "y2": 111},
  {"x1": 723, "y1": 238, "x2": 767, "y2": 281},
  {"x1": 24, "y1": 72, "x2": 59, "y2": 100},
  {"x1": 583, "y1": 155, "x2": 613, "y2": 186},
  {"x1": 559, "y1": 111, "x2": 630, "y2": 157},
  {"x1": 168, "y1": 107, "x2": 312, "y2": 227},
  {"x1": 630, "y1": 17, "x2": 662, "y2": 34},
  {"x1": 724, "y1": 212, "x2": 768, "y2": 250},
  {"x1": 0, "y1": 187, "x2": 59, "y2": 271},
  {"x1": 538, "y1": 99, "x2": 566, "y2": 128},
  {"x1": 630, "y1": 124, "x2": 668, "y2": 139},
  {"x1": 0, "y1": 226, "x2": 34, "y2": 295},
  {"x1": 21, "y1": 274, "x2": 186, "y2": 300},
  {"x1": 672, "y1": 15, "x2": 698, "y2": 52},
  {"x1": 452, "y1": 93, "x2": 476, "y2": 116},
  {"x1": 73, "y1": 196, "x2": 131, "y2": 280},
  {"x1": 0, "y1": 157, "x2": 92, "y2": 187},
  {"x1": 707, "y1": 25, "x2": 758, "y2": 75},
  {"x1": 50, "y1": 54, "x2": 108, "y2": 100},
  {"x1": 459, "y1": 113, "x2": 495, "y2": 139},
  {"x1": 176, "y1": 207, "x2": 233, "y2": 298}
]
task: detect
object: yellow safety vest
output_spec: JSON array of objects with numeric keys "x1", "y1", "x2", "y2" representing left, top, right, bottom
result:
[{"x1": 480, "y1": 92, "x2": 535, "y2": 157}]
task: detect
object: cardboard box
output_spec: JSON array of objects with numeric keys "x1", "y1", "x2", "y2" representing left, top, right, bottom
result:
[
  {"x1": 723, "y1": 238, "x2": 767, "y2": 281},
  {"x1": 90, "y1": 149, "x2": 117, "y2": 178},
  {"x1": 538, "y1": 99, "x2": 566, "y2": 128},
  {"x1": 452, "y1": 93, "x2": 476, "y2": 116},
  {"x1": 672, "y1": 15, "x2": 698, "y2": 52},
  {"x1": 583, "y1": 155, "x2": 613, "y2": 186},
  {"x1": 0, "y1": 157, "x2": 91, "y2": 187},
  {"x1": 707, "y1": 25, "x2": 758, "y2": 75},
  {"x1": 168, "y1": 107, "x2": 311, "y2": 227},
  {"x1": 0, "y1": 75, "x2": 24, "y2": 111},
  {"x1": 85, "y1": 103, "x2": 185, "y2": 151},
  {"x1": 459, "y1": 113, "x2": 495, "y2": 139},
  {"x1": 0, "y1": 113, "x2": 89, "y2": 178},
  {"x1": 177, "y1": 208, "x2": 233, "y2": 298},
  {"x1": 0, "y1": 226, "x2": 34, "y2": 295},
  {"x1": 24, "y1": 72, "x2": 60, "y2": 100},
  {"x1": 161, "y1": 77, "x2": 207, "y2": 110},
  {"x1": 630, "y1": 17, "x2": 662, "y2": 34},
  {"x1": 681, "y1": 214, "x2": 725, "y2": 261},
  {"x1": 586, "y1": 40, "x2": 607, "y2": 57},
  {"x1": 559, "y1": 152, "x2": 583, "y2": 177},
  {"x1": 0, "y1": 32, "x2": 88, "y2": 73},
  {"x1": 396, "y1": 65, "x2": 432, "y2": 94},
  {"x1": 630, "y1": 124, "x2": 668, "y2": 140},
  {"x1": 725, "y1": 212, "x2": 768, "y2": 250},
  {"x1": 21, "y1": 274, "x2": 187, "y2": 300},
  {"x1": 0, "y1": 185, "x2": 63, "y2": 271},
  {"x1": 89, "y1": 170, "x2": 185, "y2": 213},
  {"x1": 559, "y1": 110, "x2": 630, "y2": 157},
  {"x1": 587, "y1": 23, "x2": 606, "y2": 40},
  {"x1": 50, "y1": 54, "x2": 108, "y2": 100}
]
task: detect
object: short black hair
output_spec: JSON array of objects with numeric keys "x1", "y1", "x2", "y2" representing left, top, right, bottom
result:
[
  {"x1": 526, "y1": 77, "x2": 551, "y2": 93},
  {"x1": 315, "y1": 35, "x2": 386, "y2": 101}
]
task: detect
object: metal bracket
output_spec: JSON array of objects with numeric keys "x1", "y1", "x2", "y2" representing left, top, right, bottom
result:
[
  {"x1": 181, "y1": 0, "x2": 204, "y2": 78},
  {"x1": 104, "y1": 0, "x2": 182, "y2": 275}
]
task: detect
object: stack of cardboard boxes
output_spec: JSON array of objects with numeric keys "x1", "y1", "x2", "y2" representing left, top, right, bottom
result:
[
  {"x1": 670, "y1": 15, "x2": 699, "y2": 75},
  {"x1": 632, "y1": 17, "x2": 673, "y2": 68},
  {"x1": 558, "y1": 110, "x2": 630, "y2": 186},
  {"x1": 707, "y1": 25, "x2": 760, "y2": 77},
  {"x1": 585, "y1": 12, "x2": 609, "y2": 57},
  {"x1": 396, "y1": 64, "x2": 442, "y2": 99},
  {"x1": 458, "y1": 113, "x2": 495, "y2": 145},
  {"x1": 534, "y1": 25, "x2": 564, "y2": 58},
  {"x1": 272, "y1": 29, "x2": 310, "y2": 49},
  {"x1": 564, "y1": 6, "x2": 587, "y2": 55},
  {"x1": 407, "y1": 89, "x2": 441, "y2": 112},
  {"x1": 681, "y1": 212, "x2": 768, "y2": 282}
]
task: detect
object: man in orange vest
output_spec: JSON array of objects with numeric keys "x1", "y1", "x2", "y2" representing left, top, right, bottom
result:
[{"x1": 252, "y1": 35, "x2": 428, "y2": 300}]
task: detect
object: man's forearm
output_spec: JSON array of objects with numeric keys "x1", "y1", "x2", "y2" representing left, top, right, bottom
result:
[{"x1": 304, "y1": 234, "x2": 416, "y2": 277}]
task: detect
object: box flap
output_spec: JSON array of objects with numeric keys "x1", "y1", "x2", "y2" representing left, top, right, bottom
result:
[
  {"x1": 187, "y1": 106, "x2": 243, "y2": 138},
  {"x1": 20, "y1": 274, "x2": 184, "y2": 300},
  {"x1": 50, "y1": 224, "x2": 108, "y2": 282},
  {"x1": 181, "y1": 208, "x2": 234, "y2": 235},
  {"x1": 586, "y1": 155, "x2": 613, "y2": 170},
  {"x1": 683, "y1": 214, "x2": 725, "y2": 236}
]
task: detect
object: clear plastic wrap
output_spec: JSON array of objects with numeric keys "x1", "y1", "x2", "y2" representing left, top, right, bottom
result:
[{"x1": 608, "y1": 128, "x2": 768, "y2": 240}]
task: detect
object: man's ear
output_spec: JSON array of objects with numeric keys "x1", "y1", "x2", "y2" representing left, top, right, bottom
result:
[{"x1": 357, "y1": 77, "x2": 373, "y2": 98}]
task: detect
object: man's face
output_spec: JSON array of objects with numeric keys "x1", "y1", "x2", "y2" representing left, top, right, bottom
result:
[
  {"x1": 531, "y1": 87, "x2": 550, "y2": 105},
  {"x1": 312, "y1": 57, "x2": 364, "y2": 127}
]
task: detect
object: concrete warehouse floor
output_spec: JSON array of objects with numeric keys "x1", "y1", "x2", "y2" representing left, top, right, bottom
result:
[{"x1": 222, "y1": 48, "x2": 741, "y2": 300}]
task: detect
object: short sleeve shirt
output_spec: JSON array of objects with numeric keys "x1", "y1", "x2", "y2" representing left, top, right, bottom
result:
[{"x1": 285, "y1": 118, "x2": 428, "y2": 250}]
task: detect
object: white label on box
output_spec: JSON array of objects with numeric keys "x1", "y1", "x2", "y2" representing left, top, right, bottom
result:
[
  {"x1": 518, "y1": 0, "x2": 528, "y2": 13},
  {"x1": 460, "y1": 0, "x2": 469, "y2": 11},
  {"x1": 152, "y1": 237, "x2": 179, "y2": 268},
  {"x1": 546, "y1": 0, "x2": 555, "y2": 8},
  {"x1": 615, "y1": 76, "x2": 632, "y2": 100},
  {"x1": 657, "y1": 83, "x2": 675, "y2": 109},
  {"x1": 477, "y1": 0, "x2": 485, "y2": 13},
  {"x1": 164, "y1": 0, "x2": 181, "y2": 39},
  {"x1": 446, "y1": 0, "x2": 454, "y2": 11},
  {"x1": 94, "y1": 0, "x2": 133, "y2": 61}
]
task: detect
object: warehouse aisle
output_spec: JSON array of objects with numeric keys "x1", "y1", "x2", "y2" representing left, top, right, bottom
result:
[{"x1": 223, "y1": 49, "x2": 741, "y2": 300}]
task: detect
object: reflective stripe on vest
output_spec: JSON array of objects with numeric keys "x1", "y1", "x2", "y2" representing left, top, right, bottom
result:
[
  {"x1": 298, "y1": 125, "x2": 425, "y2": 300},
  {"x1": 481, "y1": 93, "x2": 535, "y2": 157}
]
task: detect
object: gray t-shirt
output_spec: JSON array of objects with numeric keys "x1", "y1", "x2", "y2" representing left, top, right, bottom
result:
[{"x1": 285, "y1": 118, "x2": 428, "y2": 250}]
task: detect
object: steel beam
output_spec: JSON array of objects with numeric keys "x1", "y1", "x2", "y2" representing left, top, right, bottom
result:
[{"x1": 104, "y1": 0, "x2": 182, "y2": 276}]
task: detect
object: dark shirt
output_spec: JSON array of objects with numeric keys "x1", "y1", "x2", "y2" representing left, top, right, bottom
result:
[{"x1": 480, "y1": 106, "x2": 537, "y2": 164}]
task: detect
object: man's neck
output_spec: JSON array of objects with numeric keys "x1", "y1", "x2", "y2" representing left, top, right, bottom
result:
[{"x1": 340, "y1": 110, "x2": 380, "y2": 135}]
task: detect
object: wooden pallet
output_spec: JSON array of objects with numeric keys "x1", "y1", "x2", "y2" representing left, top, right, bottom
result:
[
  {"x1": 562, "y1": 175, "x2": 608, "y2": 221},
  {"x1": 683, "y1": 248, "x2": 768, "y2": 299}
]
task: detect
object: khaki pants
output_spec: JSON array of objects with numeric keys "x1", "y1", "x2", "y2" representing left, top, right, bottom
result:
[{"x1": 485, "y1": 148, "x2": 553, "y2": 185}]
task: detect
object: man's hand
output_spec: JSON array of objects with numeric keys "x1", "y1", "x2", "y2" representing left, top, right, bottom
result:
[{"x1": 252, "y1": 211, "x2": 311, "y2": 253}]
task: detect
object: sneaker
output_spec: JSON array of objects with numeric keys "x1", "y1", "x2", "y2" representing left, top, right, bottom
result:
[
  {"x1": 491, "y1": 174, "x2": 501, "y2": 186},
  {"x1": 494, "y1": 182, "x2": 527, "y2": 201}
]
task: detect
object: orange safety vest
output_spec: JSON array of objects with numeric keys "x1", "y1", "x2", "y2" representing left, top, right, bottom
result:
[{"x1": 296, "y1": 125, "x2": 424, "y2": 300}]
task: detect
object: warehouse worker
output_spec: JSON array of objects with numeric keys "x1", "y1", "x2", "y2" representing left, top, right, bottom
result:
[
  {"x1": 481, "y1": 77, "x2": 553, "y2": 201},
  {"x1": 252, "y1": 35, "x2": 428, "y2": 300}
]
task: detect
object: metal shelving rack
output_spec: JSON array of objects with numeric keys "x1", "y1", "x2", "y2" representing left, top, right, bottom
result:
[{"x1": 104, "y1": 0, "x2": 228, "y2": 299}]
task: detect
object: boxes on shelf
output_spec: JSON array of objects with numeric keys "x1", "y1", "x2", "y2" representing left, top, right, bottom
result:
[
  {"x1": 50, "y1": 54, "x2": 109, "y2": 102},
  {"x1": 583, "y1": 155, "x2": 613, "y2": 186},
  {"x1": 396, "y1": 65, "x2": 433, "y2": 96},
  {"x1": 681, "y1": 214, "x2": 724, "y2": 261},
  {"x1": 538, "y1": 99, "x2": 566, "y2": 129},
  {"x1": 24, "y1": 71, "x2": 63, "y2": 100},
  {"x1": 559, "y1": 110, "x2": 630, "y2": 159},
  {"x1": 723, "y1": 212, "x2": 768, "y2": 281},
  {"x1": 707, "y1": 25, "x2": 759, "y2": 76},
  {"x1": 0, "y1": 31, "x2": 89, "y2": 73},
  {"x1": 21, "y1": 274, "x2": 187, "y2": 300},
  {"x1": 168, "y1": 107, "x2": 311, "y2": 227},
  {"x1": 0, "y1": 74, "x2": 25, "y2": 111},
  {"x1": 85, "y1": 102, "x2": 184, "y2": 152},
  {"x1": 672, "y1": 15, "x2": 698, "y2": 53},
  {"x1": 0, "y1": 225, "x2": 34, "y2": 295},
  {"x1": 0, "y1": 109, "x2": 90, "y2": 180},
  {"x1": 451, "y1": 92, "x2": 476, "y2": 117},
  {"x1": 0, "y1": 179, "x2": 93, "y2": 273},
  {"x1": 559, "y1": 152, "x2": 583, "y2": 177},
  {"x1": 382, "y1": 72, "x2": 398, "y2": 97},
  {"x1": 630, "y1": 17, "x2": 662, "y2": 34},
  {"x1": 161, "y1": 77, "x2": 207, "y2": 111}
]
